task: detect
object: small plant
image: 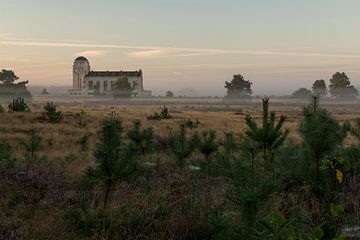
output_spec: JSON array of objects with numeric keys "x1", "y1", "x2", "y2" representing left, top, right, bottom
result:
[
  {"x1": 0, "y1": 104, "x2": 4, "y2": 113},
  {"x1": 196, "y1": 130, "x2": 219, "y2": 171},
  {"x1": 78, "y1": 135, "x2": 89, "y2": 152},
  {"x1": 42, "y1": 102, "x2": 63, "y2": 123},
  {"x1": 21, "y1": 128, "x2": 42, "y2": 172},
  {"x1": 86, "y1": 115, "x2": 139, "y2": 209},
  {"x1": 300, "y1": 96, "x2": 349, "y2": 184},
  {"x1": 168, "y1": 123, "x2": 198, "y2": 168},
  {"x1": 127, "y1": 120, "x2": 155, "y2": 155},
  {"x1": 0, "y1": 141, "x2": 16, "y2": 166},
  {"x1": 147, "y1": 106, "x2": 172, "y2": 120},
  {"x1": 182, "y1": 118, "x2": 201, "y2": 129},
  {"x1": 244, "y1": 97, "x2": 288, "y2": 172},
  {"x1": 8, "y1": 97, "x2": 30, "y2": 112},
  {"x1": 75, "y1": 109, "x2": 87, "y2": 128}
]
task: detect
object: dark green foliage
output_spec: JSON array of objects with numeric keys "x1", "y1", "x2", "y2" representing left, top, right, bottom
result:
[
  {"x1": 86, "y1": 115, "x2": 139, "y2": 209},
  {"x1": 8, "y1": 97, "x2": 30, "y2": 112},
  {"x1": 112, "y1": 76, "x2": 133, "y2": 98},
  {"x1": 168, "y1": 123, "x2": 198, "y2": 168},
  {"x1": 21, "y1": 128, "x2": 42, "y2": 171},
  {"x1": 0, "y1": 69, "x2": 32, "y2": 98},
  {"x1": 78, "y1": 135, "x2": 89, "y2": 152},
  {"x1": 291, "y1": 88, "x2": 312, "y2": 99},
  {"x1": 350, "y1": 119, "x2": 360, "y2": 143},
  {"x1": 127, "y1": 120, "x2": 155, "y2": 155},
  {"x1": 224, "y1": 74, "x2": 252, "y2": 99},
  {"x1": 0, "y1": 141, "x2": 15, "y2": 166},
  {"x1": 42, "y1": 102, "x2": 63, "y2": 123},
  {"x1": 166, "y1": 90, "x2": 174, "y2": 97},
  {"x1": 196, "y1": 130, "x2": 219, "y2": 171},
  {"x1": 299, "y1": 96, "x2": 349, "y2": 183},
  {"x1": 0, "y1": 104, "x2": 4, "y2": 112},
  {"x1": 312, "y1": 79, "x2": 327, "y2": 97},
  {"x1": 329, "y1": 72, "x2": 359, "y2": 99},
  {"x1": 244, "y1": 97, "x2": 289, "y2": 172},
  {"x1": 147, "y1": 106, "x2": 172, "y2": 120}
]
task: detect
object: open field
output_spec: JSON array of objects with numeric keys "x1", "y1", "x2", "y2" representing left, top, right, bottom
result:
[{"x1": 1, "y1": 96, "x2": 360, "y2": 239}]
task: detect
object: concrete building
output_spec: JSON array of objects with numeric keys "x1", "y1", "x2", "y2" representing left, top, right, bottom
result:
[{"x1": 69, "y1": 56, "x2": 151, "y2": 97}]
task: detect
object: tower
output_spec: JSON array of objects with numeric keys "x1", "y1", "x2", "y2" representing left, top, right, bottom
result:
[{"x1": 73, "y1": 56, "x2": 90, "y2": 89}]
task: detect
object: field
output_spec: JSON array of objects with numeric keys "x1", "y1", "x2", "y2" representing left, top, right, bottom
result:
[{"x1": 1, "y1": 96, "x2": 360, "y2": 239}]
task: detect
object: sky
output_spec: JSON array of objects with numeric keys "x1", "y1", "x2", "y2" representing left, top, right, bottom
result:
[{"x1": 1, "y1": 0, "x2": 360, "y2": 96}]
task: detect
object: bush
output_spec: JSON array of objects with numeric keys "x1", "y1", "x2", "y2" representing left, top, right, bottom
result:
[
  {"x1": 42, "y1": 102, "x2": 63, "y2": 123},
  {"x1": 127, "y1": 120, "x2": 155, "y2": 155},
  {"x1": 8, "y1": 97, "x2": 30, "y2": 112},
  {"x1": 147, "y1": 106, "x2": 172, "y2": 120},
  {"x1": 0, "y1": 141, "x2": 15, "y2": 166}
]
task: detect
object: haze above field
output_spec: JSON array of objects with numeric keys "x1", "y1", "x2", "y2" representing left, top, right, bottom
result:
[{"x1": 1, "y1": 0, "x2": 360, "y2": 96}]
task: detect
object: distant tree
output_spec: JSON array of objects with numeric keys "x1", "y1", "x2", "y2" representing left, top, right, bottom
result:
[
  {"x1": 312, "y1": 79, "x2": 327, "y2": 97},
  {"x1": 112, "y1": 76, "x2": 133, "y2": 98},
  {"x1": 41, "y1": 88, "x2": 49, "y2": 95},
  {"x1": 224, "y1": 74, "x2": 252, "y2": 99},
  {"x1": 166, "y1": 90, "x2": 174, "y2": 97},
  {"x1": 291, "y1": 88, "x2": 312, "y2": 99},
  {"x1": 0, "y1": 69, "x2": 32, "y2": 98},
  {"x1": 329, "y1": 72, "x2": 359, "y2": 99}
]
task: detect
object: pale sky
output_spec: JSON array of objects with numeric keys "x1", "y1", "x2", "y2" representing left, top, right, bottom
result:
[{"x1": 1, "y1": 0, "x2": 360, "y2": 96}]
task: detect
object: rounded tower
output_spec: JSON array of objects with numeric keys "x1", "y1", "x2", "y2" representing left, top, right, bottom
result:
[{"x1": 73, "y1": 56, "x2": 90, "y2": 89}]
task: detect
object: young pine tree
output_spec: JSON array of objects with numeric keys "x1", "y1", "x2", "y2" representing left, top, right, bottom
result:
[
  {"x1": 244, "y1": 97, "x2": 289, "y2": 172},
  {"x1": 21, "y1": 128, "x2": 42, "y2": 172},
  {"x1": 86, "y1": 115, "x2": 139, "y2": 209},
  {"x1": 8, "y1": 97, "x2": 30, "y2": 112},
  {"x1": 127, "y1": 120, "x2": 155, "y2": 155},
  {"x1": 168, "y1": 123, "x2": 198, "y2": 168},
  {"x1": 42, "y1": 102, "x2": 63, "y2": 123},
  {"x1": 196, "y1": 130, "x2": 219, "y2": 171},
  {"x1": 299, "y1": 96, "x2": 349, "y2": 183}
]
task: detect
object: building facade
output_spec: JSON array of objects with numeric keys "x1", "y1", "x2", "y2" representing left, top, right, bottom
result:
[{"x1": 69, "y1": 56, "x2": 151, "y2": 97}]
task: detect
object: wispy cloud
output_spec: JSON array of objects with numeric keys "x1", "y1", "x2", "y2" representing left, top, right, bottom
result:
[
  {"x1": 2, "y1": 39, "x2": 360, "y2": 60},
  {"x1": 73, "y1": 50, "x2": 107, "y2": 57}
]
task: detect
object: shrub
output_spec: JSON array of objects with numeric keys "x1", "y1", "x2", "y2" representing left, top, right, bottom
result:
[
  {"x1": 21, "y1": 128, "x2": 42, "y2": 172},
  {"x1": 182, "y1": 118, "x2": 201, "y2": 129},
  {"x1": 127, "y1": 120, "x2": 155, "y2": 155},
  {"x1": 0, "y1": 141, "x2": 15, "y2": 166},
  {"x1": 8, "y1": 97, "x2": 30, "y2": 112},
  {"x1": 42, "y1": 102, "x2": 63, "y2": 123},
  {"x1": 0, "y1": 104, "x2": 4, "y2": 113},
  {"x1": 75, "y1": 110, "x2": 87, "y2": 128},
  {"x1": 78, "y1": 135, "x2": 89, "y2": 152},
  {"x1": 300, "y1": 96, "x2": 349, "y2": 184},
  {"x1": 244, "y1": 97, "x2": 288, "y2": 172},
  {"x1": 147, "y1": 106, "x2": 172, "y2": 120},
  {"x1": 86, "y1": 115, "x2": 139, "y2": 209},
  {"x1": 196, "y1": 130, "x2": 219, "y2": 171},
  {"x1": 168, "y1": 123, "x2": 198, "y2": 168}
]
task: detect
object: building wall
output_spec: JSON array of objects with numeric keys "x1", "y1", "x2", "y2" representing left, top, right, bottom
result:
[
  {"x1": 84, "y1": 76, "x2": 143, "y2": 94},
  {"x1": 73, "y1": 60, "x2": 90, "y2": 89}
]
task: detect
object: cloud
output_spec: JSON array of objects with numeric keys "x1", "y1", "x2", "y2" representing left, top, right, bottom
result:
[
  {"x1": 2, "y1": 39, "x2": 360, "y2": 60},
  {"x1": 73, "y1": 50, "x2": 107, "y2": 57},
  {"x1": 127, "y1": 49, "x2": 166, "y2": 58}
]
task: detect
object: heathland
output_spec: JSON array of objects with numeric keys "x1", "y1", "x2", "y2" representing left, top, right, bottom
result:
[{"x1": 1, "y1": 96, "x2": 360, "y2": 239}]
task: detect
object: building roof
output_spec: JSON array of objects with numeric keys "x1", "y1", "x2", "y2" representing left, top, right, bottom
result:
[
  {"x1": 75, "y1": 56, "x2": 88, "y2": 61},
  {"x1": 86, "y1": 70, "x2": 142, "y2": 77}
]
